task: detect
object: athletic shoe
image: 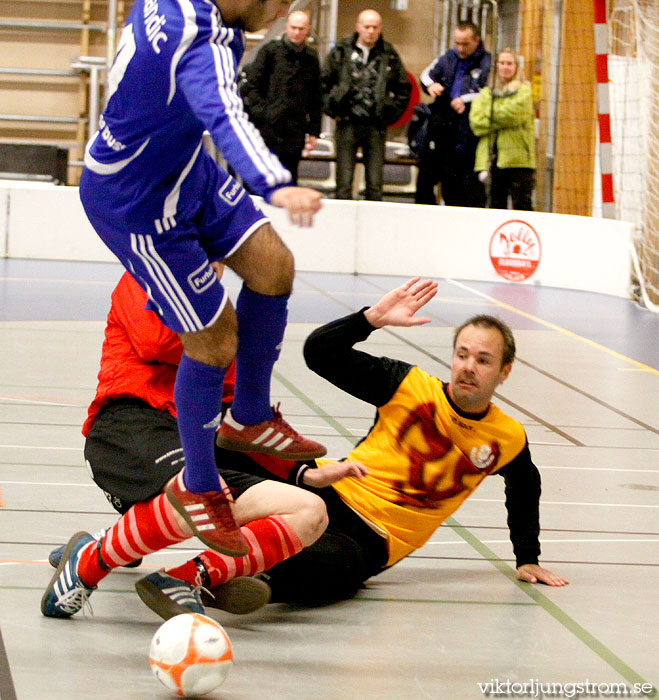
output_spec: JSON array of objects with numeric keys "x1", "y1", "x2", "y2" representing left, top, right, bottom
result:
[
  {"x1": 216, "y1": 404, "x2": 327, "y2": 460},
  {"x1": 200, "y1": 576, "x2": 272, "y2": 615},
  {"x1": 41, "y1": 531, "x2": 96, "y2": 618},
  {"x1": 135, "y1": 570, "x2": 204, "y2": 620},
  {"x1": 165, "y1": 469, "x2": 248, "y2": 557}
]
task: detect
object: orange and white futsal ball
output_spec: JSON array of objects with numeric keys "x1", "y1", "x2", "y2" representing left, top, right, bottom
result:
[{"x1": 149, "y1": 613, "x2": 233, "y2": 697}]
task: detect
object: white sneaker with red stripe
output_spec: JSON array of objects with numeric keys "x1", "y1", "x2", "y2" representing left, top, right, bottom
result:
[{"x1": 216, "y1": 404, "x2": 326, "y2": 460}]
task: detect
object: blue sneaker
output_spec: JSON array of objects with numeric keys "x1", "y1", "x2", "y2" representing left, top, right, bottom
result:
[
  {"x1": 41, "y1": 531, "x2": 96, "y2": 618},
  {"x1": 135, "y1": 570, "x2": 205, "y2": 621},
  {"x1": 48, "y1": 544, "x2": 66, "y2": 568}
]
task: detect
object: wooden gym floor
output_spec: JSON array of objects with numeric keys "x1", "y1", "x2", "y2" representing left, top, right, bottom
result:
[{"x1": 0, "y1": 258, "x2": 657, "y2": 700}]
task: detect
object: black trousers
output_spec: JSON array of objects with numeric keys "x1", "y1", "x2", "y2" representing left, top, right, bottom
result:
[
  {"x1": 415, "y1": 150, "x2": 485, "y2": 208},
  {"x1": 489, "y1": 166, "x2": 535, "y2": 210},
  {"x1": 220, "y1": 449, "x2": 390, "y2": 603},
  {"x1": 335, "y1": 121, "x2": 386, "y2": 201}
]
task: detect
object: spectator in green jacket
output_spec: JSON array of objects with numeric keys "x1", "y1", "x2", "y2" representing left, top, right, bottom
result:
[{"x1": 469, "y1": 49, "x2": 536, "y2": 210}]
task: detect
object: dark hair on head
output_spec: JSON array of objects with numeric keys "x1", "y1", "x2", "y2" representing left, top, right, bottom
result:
[
  {"x1": 456, "y1": 20, "x2": 481, "y2": 38},
  {"x1": 453, "y1": 315, "x2": 516, "y2": 367}
]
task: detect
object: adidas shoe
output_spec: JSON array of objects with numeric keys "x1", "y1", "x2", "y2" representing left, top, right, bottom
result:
[
  {"x1": 165, "y1": 469, "x2": 248, "y2": 557},
  {"x1": 41, "y1": 531, "x2": 96, "y2": 618},
  {"x1": 216, "y1": 404, "x2": 327, "y2": 460},
  {"x1": 201, "y1": 576, "x2": 272, "y2": 615},
  {"x1": 135, "y1": 570, "x2": 204, "y2": 621}
]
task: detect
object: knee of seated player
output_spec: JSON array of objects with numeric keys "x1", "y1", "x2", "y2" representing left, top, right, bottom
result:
[
  {"x1": 232, "y1": 480, "x2": 328, "y2": 547},
  {"x1": 178, "y1": 301, "x2": 238, "y2": 367},
  {"x1": 292, "y1": 490, "x2": 329, "y2": 547},
  {"x1": 224, "y1": 223, "x2": 294, "y2": 296}
]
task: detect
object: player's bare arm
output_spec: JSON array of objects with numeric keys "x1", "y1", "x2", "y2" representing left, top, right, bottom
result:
[{"x1": 364, "y1": 277, "x2": 438, "y2": 329}]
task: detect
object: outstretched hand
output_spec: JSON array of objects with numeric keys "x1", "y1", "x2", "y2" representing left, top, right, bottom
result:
[
  {"x1": 517, "y1": 564, "x2": 569, "y2": 587},
  {"x1": 302, "y1": 461, "x2": 369, "y2": 488},
  {"x1": 364, "y1": 277, "x2": 438, "y2": 329}
]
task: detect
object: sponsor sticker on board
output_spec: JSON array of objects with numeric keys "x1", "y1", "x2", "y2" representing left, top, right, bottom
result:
[{"x1": 489, "y1": 219, "x2": 542, "y2": 282}]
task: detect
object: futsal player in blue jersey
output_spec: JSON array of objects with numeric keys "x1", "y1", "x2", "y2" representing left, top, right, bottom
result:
[{"x1": 74, "y1": 0, "x2": 327, "y2": 563}]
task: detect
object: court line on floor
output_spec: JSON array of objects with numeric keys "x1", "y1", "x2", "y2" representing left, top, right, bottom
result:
[
  {"x1": 447, "y1": 279, "x2": 658, "y2": 375},
  {"x1": 538, "y1": 465, "x2": 659, "y2": 473},
  {"x1": 469, "y1": 497, "x2": 659, "y2": 508},
  {"x1": 276, "y1": 369, "x2": 654, "y2": 689},
  {"x1": 0, "y1": 396, "x2": 85, "y2": 407},
  {"x1": 514, "y1": 357, "x2": 658, "y2": 434},
  {"x1": 0, "y1": 445, "x2": 81, "y2": 452},
  {"x1": 446, "y1": 515, "x2": 653, "y2": 688},
  {"x1": 408, "y1": 554, "x2": 659, "y2": 567}
]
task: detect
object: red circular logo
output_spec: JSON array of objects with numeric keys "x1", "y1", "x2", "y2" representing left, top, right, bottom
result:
[{"x1": 489, "y1": 219, "x2": 542, "y2": 282}]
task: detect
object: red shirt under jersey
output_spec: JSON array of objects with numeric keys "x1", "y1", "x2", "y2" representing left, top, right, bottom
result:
[{"x1": 82, "y1": 272, "x2": 235, "y2": 436}]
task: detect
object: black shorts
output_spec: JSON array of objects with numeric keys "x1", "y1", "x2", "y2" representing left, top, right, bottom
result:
[
  {"x1": 218, "y1": 447, "x2": 389, "y2": 601},
  {"x1": 84, "y1": 399, "x2": 264, "y2": 514}
]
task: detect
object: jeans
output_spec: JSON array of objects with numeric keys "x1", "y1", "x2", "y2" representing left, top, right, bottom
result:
[{"x1": 335, "y1": 121, "x2": 386, "y2": 200}]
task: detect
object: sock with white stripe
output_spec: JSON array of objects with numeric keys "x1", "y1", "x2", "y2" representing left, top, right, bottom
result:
[
  {"x1": 231, "y1": 285, "x2": 288, "y2": 426},
  {"x1": 164, "y1": 515, "x2": 303, "y2": 587},
  {"x1": 76, "y1": 494, "x2": 189, "y2": 587},
  {"x1": 174, "y1": 353, "x2": 226, "y2": 493}
]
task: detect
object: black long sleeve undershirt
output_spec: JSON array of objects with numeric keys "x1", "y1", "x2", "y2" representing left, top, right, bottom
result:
[{"x1": 303, "y1": 308, "x2": 541, "y2": 567}]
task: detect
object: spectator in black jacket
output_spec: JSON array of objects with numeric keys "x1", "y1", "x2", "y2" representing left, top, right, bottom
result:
[
  {"x1": 241, "y1": 11, "x2": 322, "y2": 184},
  {"x1": 321, "y1": 9, "x2": 411, "y2": 200},
  {"x1": 415, "y1": 21, "x2": 491, "y2": 207}
]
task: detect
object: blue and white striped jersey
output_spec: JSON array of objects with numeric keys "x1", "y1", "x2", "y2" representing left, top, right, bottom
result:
[{"x1": 84, "y1": 0, "x2": 291, "y2": 203}]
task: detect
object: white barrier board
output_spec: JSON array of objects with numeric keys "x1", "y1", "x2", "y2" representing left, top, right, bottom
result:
[{"x1": 2, "y1": 182, "x2": 633, "y2": 299}]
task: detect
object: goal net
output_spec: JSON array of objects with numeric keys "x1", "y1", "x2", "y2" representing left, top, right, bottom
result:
[{"x1": 609, "y1": 0, "x2": 659, "y2": 309}]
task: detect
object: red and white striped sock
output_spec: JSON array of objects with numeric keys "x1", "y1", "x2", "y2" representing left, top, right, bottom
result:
[
  {"x1": 77, "y1": 493, "x2": 189, "y2": 587},
  {"x1": 165, "y1": 515, "x2": 302, "y2": 587}
]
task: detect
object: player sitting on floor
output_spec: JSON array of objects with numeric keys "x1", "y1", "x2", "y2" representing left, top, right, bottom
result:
[{"x1": 231, "y1": 278, "x2": 569, "y2": 602}]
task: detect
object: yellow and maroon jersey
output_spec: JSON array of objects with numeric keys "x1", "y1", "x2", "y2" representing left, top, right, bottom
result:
[
  {"x1": 326, "y1": 366, "x2": 526, "y2": 565},
  {"x1": 304, "y1": 308, "x2": 541, "y2": 568}
]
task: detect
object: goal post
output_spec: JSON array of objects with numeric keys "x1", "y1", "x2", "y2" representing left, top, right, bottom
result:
[{"x1": 609, "y1": 0, "x2": 659, "y2": 309}]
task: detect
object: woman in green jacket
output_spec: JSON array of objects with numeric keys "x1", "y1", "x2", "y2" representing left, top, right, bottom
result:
[{"x1": 469, "y1": 49, "x2": 535, "y2": 210}]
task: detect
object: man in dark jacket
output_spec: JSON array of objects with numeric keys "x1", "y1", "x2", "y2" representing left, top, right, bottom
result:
[
  {"x1": 241, "y1": 11, "x2": 322, "y2": 184},
  {"x1": 321, "y1": 9, "x2": 411, "y2": 200},
  {"x1": 415, "y1": 21, "x2": 491, "y2": 207}
]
